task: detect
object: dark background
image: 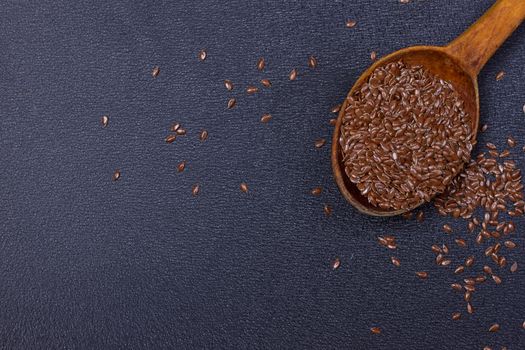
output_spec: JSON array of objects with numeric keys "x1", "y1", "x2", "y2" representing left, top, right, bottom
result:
[{"x1": 0, "y1": 0, "x2": 524, "y2": 349}]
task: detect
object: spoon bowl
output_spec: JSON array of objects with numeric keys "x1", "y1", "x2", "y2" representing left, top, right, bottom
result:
[{"x1": 332, "y1": 0, "x2": 525, "y2": 216}]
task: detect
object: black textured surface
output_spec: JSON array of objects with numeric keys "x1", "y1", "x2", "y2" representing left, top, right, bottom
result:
[{"x1": 0, "y1": 1, "x2": 524, "y2": 349}]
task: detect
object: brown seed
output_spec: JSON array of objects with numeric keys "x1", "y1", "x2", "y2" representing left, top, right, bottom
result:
[
  {"x1": 488, "y1": 323, "x2": 500, "y2": 332},
  {"x1": 492, "y1": 275, "x2": 502, "y2": 284},
  {"x1": 198, "y1": 50, "x2": 207, "y2": 61},
  {"x1": 331, "y1": 104, "x2": 342, "y2": 114},
  {"x1": 329, "y1": 118, "x2": 337, "y2": 126},
  {"x1": 387, "y1": 244, "x2": 397, "y2": 250},
  {"x1": 465, "y1": 256, "x2": 474, "y2": 267},
  {"x1": 165, "y1": 135, "x2": 177, "y2": 144},
  {"x1": 246, "y1": 86, "x2": 259, "y2": 94},
  {"x1": 483, "y1": 266, "x2": 493, "y2": 274},
  {"x1": 370, "y1": 327, "x2": 381, "y2": 334},
  {"x1": 455, "y1": 238, "x2": 466, "y2": 247},
  {"x1": 345, "y1": 20, "x2": 357, "y2": 28},
  {"x1": 370, "y1": 51, "x2": 377, "y2": 61},
  {"x1": 289, "y1": 69, "x2": 297, "y2": 81},
  {"x1": 443, "y1": 224, "x2": 452, "y2": 233},
  {"x1": 431, "y1": 245, "x2": 442, "y2": 254},
  {"x1": 258, "y1": 113, "x2": 272, "y2": 124},
  {"x1": 481, "y1": 124, "x2": 488, "y2": 132},
  {"x1": 467, "y1": 303, "x2": 474, "y2": 314},
  {"x1": 496, "y1": 70, "x2": 505, "y2": 81},
  {"x1": 454, "y1": 266, "x2": 465, "y2": 274},
  {"x1": 257, "y1": 57, "x2": 265, "y2": 71},
  {"x1": 483, "y1": 347, "x2": 492, "y2": 350},
  {"x1": 227, "y1": 98, "x2": 236, "y2": 109},
  {"x1": 416, "y1": 271, "x2": 428, "y2": 279},
  {"x1": 112, "y1": 169, "x2": 121, "y2": 181},
  {"x1": 464, "y1": 278, "x2": 475, "y2": 285},
  {"x1": 151, "y1": 66, "x2": 160, "y2": 78},
  {"x1": 323, "y1": 204, "x2": 332, "y2": 217},
  {"x1": 224, "y1": 80, "x2": 233, "y2": 91},
  {"x1": 192, "y1": 184, "x2": 200, "y2": 196},
  {"x1": 399, "y1": 0, "x2": 411, "y2": 3},
  {"x1": 507, "y1": 136, "x2": 516, "y2": 148},
  {"x1": 332, "y1": 257, "x2": 341, "y2": 270},
  {"x1": 311, "y1": 187, "x2": 322, "y2": 196},
  {"x1": 177, "y1": 161, "x2": 186, "y2": 173},
  {"x1": 522, "y1": 320, "x2": 525, "y2": 329},
  {"x1": 441, "y1": 259, "x2": 452, "y2": 266},
  {"x1": 390, "y1": 256, "x2": 400, "y2": 267},
  {"x1": 176, "y1": 128, "x2": 187, "y2": 136},
  {"x1": 315, "y1": 139, "x2": 326, "y2": 148},
  {"x1": 170, "y1": 123, "x2": 181, "y2": 132},
  {"x1": 451, "y1": 283, "x2": 462, "y2": 291},
  {"x1": 308, "y1": 55, "x2": 318, "y2": 68},
  {"x1": 240, "y1": 182, "x2": 248, "y2": 193},
  {"x1": 199, "y1": 130, "x2": 208, "y2": 142},
  {"x1": 416, "y1": 211, "x2": 424, "y2": 222},
  {"x1": 510, "y1": 261, "x2": 518, "y2": 273},
  {"x1": 498, "y1": 256, "x2": 507, "y2": 267},
  {"x1": 377, "y1": 237, "x2": 388, "y2": 246},
  {"x1": 464, "y1": 291, "x2": 472, "y2": 302},
  {"x1": 261, "y1": 79, "x2": 272, "y2": 87},
  {"x1": 101, "y1": 115, "x2": 109, "y2": 127},
  {"x1": 452, "y1": 312, "x2": 461, "y2": 320},
  {"x1": 504, "y1": 240, "x2": 516, "y2": 249},
  {"x1": 442, "y1": 244, "x2": 449, "y2": 254}
]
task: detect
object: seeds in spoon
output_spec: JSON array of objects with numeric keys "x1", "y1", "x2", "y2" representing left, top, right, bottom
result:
[
  {"x1": 257, "y1": 57, "x2": 265, "y2": 71},
  {"x1": 289, "y1": 69, "x2": 297, "y2": 81},
  {"x1": 308, "y1": 55, "x2": 317, "y2": 68}
]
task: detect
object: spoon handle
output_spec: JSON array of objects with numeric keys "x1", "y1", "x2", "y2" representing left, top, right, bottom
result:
[{"x1": 445, "y1": 0, "x2": 525, "y2": 76}]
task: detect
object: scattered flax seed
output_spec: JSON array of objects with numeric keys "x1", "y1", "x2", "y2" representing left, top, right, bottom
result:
[
  {"x1": 431, "y1": 245, "x2": 442, "y2": 254},
  {"x1": 257, "y1": 57, "x2": 265, "y2": 71},
  {"x1": 240, "y1": 182, "x2": 248, "y2": 193},
  {"x1": 400, "y1": 0, "x2": 410, "y2": 3},
  {"x1": 151, "y1": 66, "x2": 160, "y2": 78},
  {"x1": 198, "y1": 50, "x2": 207, "y2": 61},
  {"x1": 402, "y1": 211, "x2": 413, "y2": 220},
  {"x1": 455, "y1": 238, "x2": 466, "y2": 247},
  {"x1": 199, "y1": 130, "x2": 208, "y2": 142},
  {"x1": 177, "y1": 161, "x2": 186, "y2": 173},
  {"x1": 452, "y1": 312, "x2": 461, "y2": 320},
  {"x1": 416, "y1": 211, "x2": 424, "y2": 222},
  {"x1": 416, "y1": 271, "x2": 428, "y2": 279},
  {"x1": 260, "y1": 114, "x2": 272, "y2": 123},
  {"x1": 370, "y1": 327, "x2": 381, "y2": 334},
  {"x1": 507, "y1": 136, "x2": 516, "y2": 148},
  {"x1": 464, "y1": 291, "x2": 471, "y2": 302},
  {"x1": 246, "y1": 86, "x2": 259, "y2": 94},
  {"x1": 329, "y1": 118, "x2": 337, "y2": 126},
  {"x1": 112, "y1": 169, "x2": 121, "y2": 181},
  {"x1": 261, "y1": 79, "x2": 271, "y2": 87},
  {"x1": 523, "y1": 104, "x2": 525, "y2": 114},
  {"x1": 510, "y1": 262, "x2": 518, "y2": 273},
  {"x1": 308, "y1": 55, "x2": 318, "y2": 68},
  {"x1": 289, "y1": 69, "x2": 297, "y2": 81},
  {"x1": 165, "y1": 135, "x2": 176, "y2": 144},
  {"x1": 496, "y1": 71, "x2": 505, "y2": 81},
  {"x1": 483, "y1": 266, "x2": 493, "y2": 274},
  {"x1": 390, "y1": 257, "x2": 400, "y2": 267},
  {"x1": 315, "y1": 139, "x2": 326, "y2": 148},
  {"x1": 481, "y1": 124, "x2": 488, "y2": 132},
  {"x1": 101, "y1": 115, "x2": 109, "y2": 127},
  {"x1": 442, "y1": 244, "x2": 449, "y2": 254},
  {"x1": 441, "y1": 259, "x2": 451, "y2": 266},
  {"x1": 176, "y1": 128, "x2": 187, "y2": 136},
  {"x1": 377, "y1": 236, "x2": 388, "y2": 246},
  {"x1": 492, "y1": 275, "x2": 502, "y2": 284},
  {"x1": 370, "y1": 51, "x2": 377, "y2": 61},
  {"x1": 504, "y1": 240, "x2": 516, "y2": 249},
  {"x1": 443, "y1": 224, "x2": 452, "y2": 233},
  {"x1": 192, "y1": 184, "x2": 200, "y2": 196},
  {"x1": 522, "y1": 320, "x2": 525, "y2": 329},
  {"x1": 465, "y1": 256, "x2": 474, "y2": 267},
  {"x1": 224, "y1": 80, "x2": 233, "y2": 91},
  {"x1": 499, "y1": 149, "x2": 510, "y2": 158},
  {"x1": 488, "y1": 324, "x2": 500, "y2": 332},
  {"x1": 467, "y1": 303, "x2": 474, "y2": 314},
  {"x1": 331, "y1": 104, "x2": 342, "y2": 114},
  {"x1": 451, "y1": 283, "x2": 462, "y2": 291},
  {"x1": 345, "y1": 20, "x2": 357, "y2": 28},
  {"x1": 323, "y1": 204, "x2": 332, "y2": 217},
  {"x1": 311, "y1": 187, "x2": 322, "y2": 196},
  {"x1": 170, "y1": 123, "x2": 180, "y2": 132},
  {"x1": 483, "y1": 347, "x2": 492, "y2": 350},
  {"x1": 332, "y1": 257, "x2": 341, "y2": 269},
  {"x1": 227, "y1": 98, "x2": 237, "y2": 109}
]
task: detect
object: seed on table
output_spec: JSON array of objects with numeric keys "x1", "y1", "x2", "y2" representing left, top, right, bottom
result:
[
  {"x1": 308, "y1": 55, "x2": 318, "y2": 68},
  {"x1": 224, "y1": 80, "x2": 233, "y2": 91},
  {"x1": 507, "y1": 136, "x2": 516, "y2": 148},
  {"x1": 370, "y1": 327, "x2": 381, "y2": 334},
  {"x1": 485, "y1": 246, "x2": 494, "y2": 256},
  {"x1": 261, "y1": 79, "x2": 271, "y2": 87},
  {"x1": 454, "y1": 266, "x2": 465, "y2": 274},
  {"x1": 391, "y1": 257, "x2": 400, "y2": 267},
  {"x1": 329, "y1": 118, "x2": 336, "y2": 126},
  {"x1": 112, "y1": 169, "x2": 121, "y2": 181},
  {"x1": 332, "y1": 257, "x2": 341, "y2": 270},
  {"x1": 377, "y1": 236, "x2": 388, "y2": 246},
  {"x1": 488, "y1": 324, "x2": 500, "y2": 332},
  {"x1": 331, "y1": 104, "x2": 342, "y2": 114},
  {"x1": 492, "y1": 275, "x2": 502, "y2": 284},
  {"x1": 483, "y1": 347, "x2": 492, "y2": 350},
  {"x1": 452, "y1": 312, "x2": 461, "y2": 320},
  {"x1": 165, "y1": 135, "x2": 176, "y2": 144},
  {"x1": 246, "y1": 86, "x2": 259, "y2": 94},
  {"x1": 455, "y1": 238, "x2": 466, "y2": 247},
  {"x1": 486, "y1": 142, "x2": 497, "y2": 150},
  {"x1": 289, "y1": 69, "x2": 297, "y2": 81},
  {"x1": 483, "y1": 266, "x2": 493, "y2": 274},
  {"x1": 416, "y1": 271, "x2": 428, "y2": 279},
  {"x1": 260, "y1": 114, "x2": 272, "y2": 123},
  {"x1": 345, "y1": 20, "x2": 357, "y2": 28},
  {"x1": 416, "y1": 211, "x2": 424, "y2": 222},
  {"x1": 151, "y1": 66, "x2": 160, "y2": 78},
  {"x1": 436, "y1": 254, "x2": 444, "y2": 265},
  {"x1": 464, "y1": 285, "x2": 476, "y2": 293},
  {"x1": 400, "y1": 0, "x2": 411, "y2": 3},
  {"x1": 522, "y1": 320, "x2": 525, "y2": 329},
  {"x1": 464, "y1": 291, "x2": 471, "y2": 302},
  {"x1": 199, "y1": 130, "x2": 208, "y2": 142},
  {"x1": 464, "y1": 278, "x2": 475, "y2": 285},
  {"x1": 504, "y1": 240, "x2": 516, "y2": 249},
  {"x1": 465, "y1": 256, "x2": 474, "y2": 267},
  {"x1": 481, "y1": 124, "x2": 488, "y2": 132},
  {"x1": 192, "y1": 184, "x2": 200, "y2": 196},
  {"x1": 176, "y1": 128, "x2": 187, "y2": 136},
  {"x1": 198, "y1": 50, "x2": 207, "y2": 61},
  {"x1": 510, "y1": 262, "x2": 518, "y2": 272},
  {"x1": 442, "y1": 244, "x2": 449, "y2": 254},
  {"x1": 451, "y1": 283, "x2": 462, "y2": 291},
  {"x1": 311, "y1": 187, "x2": 322, "y2": 196},
  {"x1": 101, "y1": 115, "x2": 109, "y2": 127},
  {"x1": 370, "y1": 51, "x2": 377, "y2": 61},
  {"x1": 498, "y1": 256, "x2": 506, "y2": 267},
  {"x1": 499, "y1": 149, "x2": 510, "y2": 158},
  {"x1": 257, "y1": 57, "x2": 265, "y2": 71},
  {"x1": 170, "y1": 123, "x2": 181, "y2": 132},
  {"x1": 443, "y1": 224, "x2": 452, "y2": 233},
  {"x1": 467, "y1": 303, "x2": 474, "y2": 314},
  {"x1": 177, "y1": 161, "x2": 186, "y2": 173},
  {"x1": 315, "y1": 138, "x2": 326, "y2": 148},
  {"x1": 441, "y1": 259, "x2": 451, "y2": 266},
  {"x1": 431, "y1": 245, "x2": 442, "y2": 254},
  {"x1": 240, "y1": 182, "x2": 248, "y2": 193},
  {"x1": 496, "y1": 71, "x2": 505, "y2": 81},
  {"x1": 324, "y1": 204, "x2": 332, "y2": 217},
  {"x1": 227, "y1": 98, "x2": 236, "y2": 109}
]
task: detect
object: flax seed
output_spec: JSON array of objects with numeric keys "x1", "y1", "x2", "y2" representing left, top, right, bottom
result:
[
  {"x1": 151, "y1": 66, "x2": 160, "y2": 78},
  {"x1": 198, "y1": 50, "x2": 207, "y2": 61},
  {"x1": 416, "y1": 271, "x2": 428, "y2": 279},
  {"x1": 177, "y1": 161, "x2": 186, "y2": 173},
  {"x1": 289, "y1": 69, "x2": 297, "y2": 81},
  {"x1": 261, "y1": 79, "x2": 271, "y2": 87},
  {"x1": 332, "y1": 257, "x2": 341, "y2": 270},
  {"x1": 240, "y1": 183, "x2": 248, "y2": 193},
  {"x1": 101, "y1": 115, "x2": 109, "y2": 127},
  {"x1": 308, "y1": 55, "x2": 318, "y2": 68},
  {"x1": 257, "y1": 57, "x2": 265, "y2": 71},
  {"x1": 227, "y1": 98, "x2": 236, "y2": 109},
  {"x1": 261, "y1": 114, "x2": 272, "y2": 123},
  {"x1": 391, "y1": 256, "x2": 400, "y2": 267},
  {"x1": 224, "y1": 80, "x2": 233, "y2": 91}
]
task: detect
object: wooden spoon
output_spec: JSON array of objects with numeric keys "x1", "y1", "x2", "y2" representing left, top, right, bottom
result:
[{"x1": 332, "y1": 0, "x2": 525, "y2": 217}]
